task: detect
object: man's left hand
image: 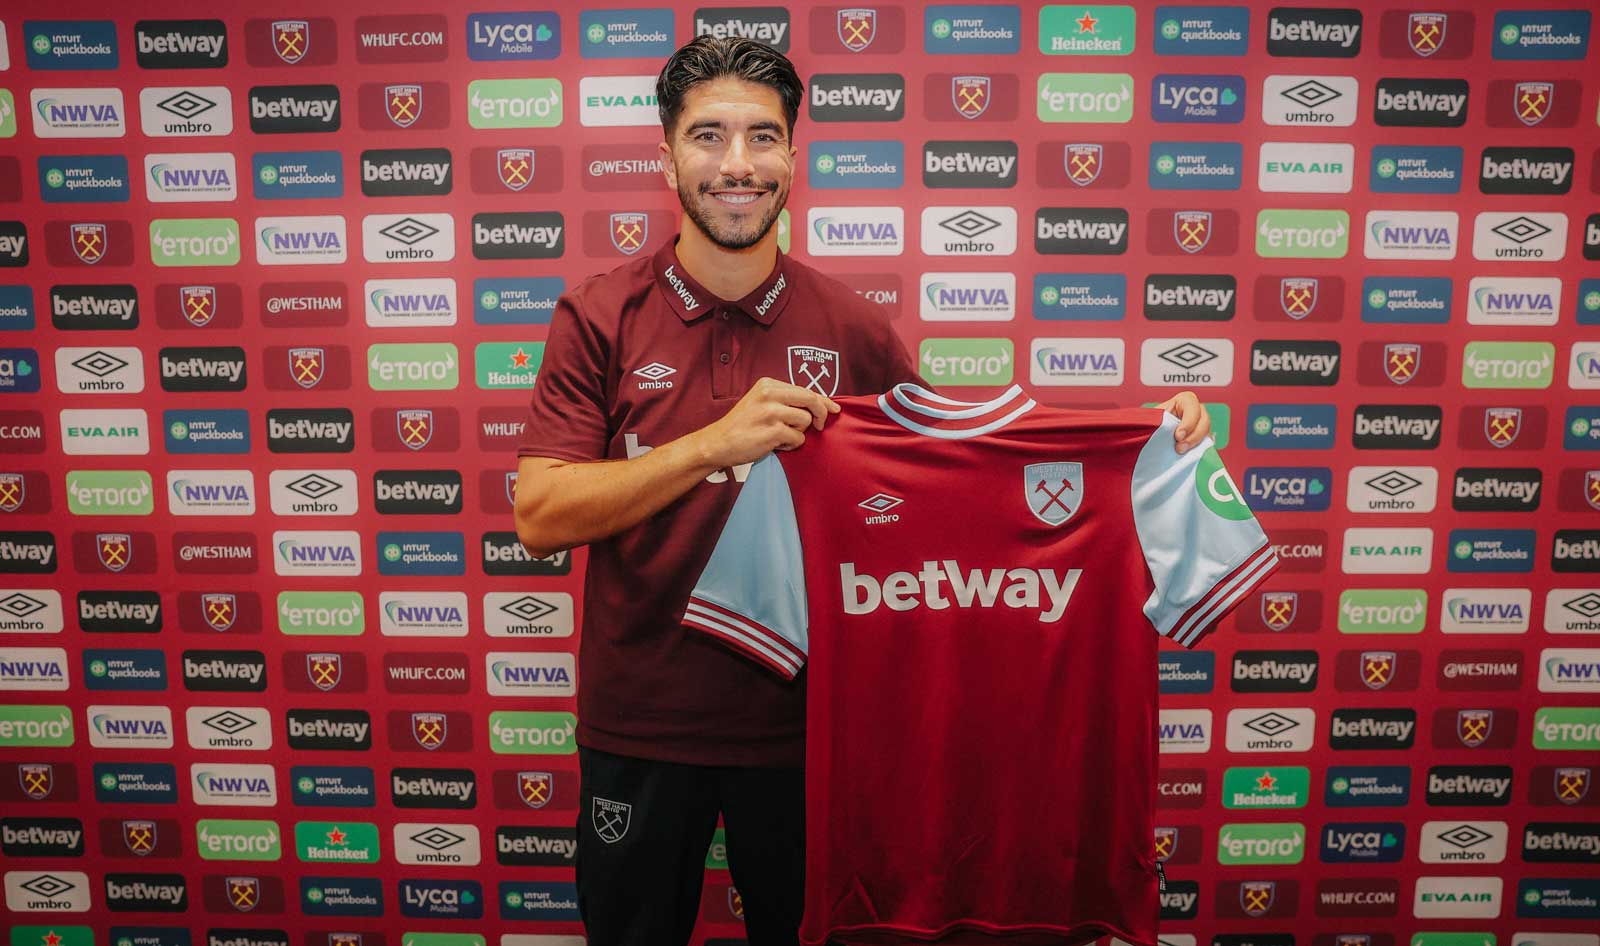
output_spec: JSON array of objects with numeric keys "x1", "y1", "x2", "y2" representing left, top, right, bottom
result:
[{"x1": 1155, "y1": 391, "x2": 1210, "y2": 454}]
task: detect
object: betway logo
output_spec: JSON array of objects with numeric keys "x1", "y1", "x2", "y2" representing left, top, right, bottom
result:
[
  {"x1": 0, "y1": 236, "x2": 26, "y2": 259},
  {"x1": 1555, "y1": 536, "x2": 1600, "y2": 561},
  {"x1": 268, "y1": 417, "x2": 351, "y2": 441},
  {"x1": 841, "y1": 561, "x2": 1082, "y2": 623},
  {"x1": 363, "y1": 160, "x2": 449, "y2": 183},
  {"x1": 473, "y1": 221, "x2": 561, "y2": 247},
  {"x1": 1429, "y1": 772, "x2": 1510, "y2": 796},
  {"x1": 924, "y1": 150, "x2": 1016, "y2": 178},
  {"x1": 137, "y1": 30, "x2": 226, "y2": 58},
  {"x1": 1036, "y1": 217, "x2": 1127, "y2": 243},
  {"x1": 1252, "y1": 348, "x2": 1338, "y2": 376},
  {"x1": 1482, "y1": 155, "x2": 1572, "y2": 186},
  {"x1": 54, "y1": 294, "x2": 135, "y2": 319},
  {"x1": 251, "y1": 95, "x2": 337, "y2": 122},
  {"x1": 1, "y1": 824, "x2": 82, "y2": 847},
  {"x1": 1, "y1": 541, "x2": 55, "y2": 565},
  {"x1": 1377, "y1": 87, "x2": 1466, "y2": 116},
  {"x1": 394, "y1": 775, "x2": 471, "y2": 798},
  {"x1": 1355, "y1": 414, "x2": 1439, "y2": 439},
  {"x1": 80, "y1": 598, "x2": 157, "y2": 624},
  {"x1": 1332, "y1": 716, "x2": 1414, "y2": 741},
  {"x1": 498, "y1": 832, "x2": 575, "y2": 857},
  {"x1": 1269, "y1": 16, "x2": 1359, "y2": 47},
  {"x1": 105, "y1": 879, "x2": 185, "y2": 904},
  {"x1": 287, "y1": 717, "x2": 369, "y2": 741},
  {"x1": 811, "y1": 83, "x2": 902, "y2": 112},
  {"x1": 1524, "y1": 827, "x2": 1600, "y2": 856},
  {"x1": 162, "y1": 355, "x2": 242, "y2": 383},
  {"x1": 376, "y1": 480, "x2": 460, "y2": 505},
  {"x1": 1234, "y1": 658, "x2": 1316, "y2": 684},
  {"x1": 183, "y1": 656, "x2": 264, "y2": 685},
  {"x1": 696, "y1": 15, "x2": 787, "y2": 46},
  {"x1": 1455, "y1": 476, "x2": 1539, "y2": 503},
  {"x1": 1147, "y1": 283, "x2": 1233, "y2": 311}
]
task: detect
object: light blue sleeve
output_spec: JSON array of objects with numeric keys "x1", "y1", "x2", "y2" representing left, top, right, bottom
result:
[
  {"x1": 683, "y1": 453, "x2": 809, "y2": 679},
  {"x1": 1131, "y1": 413, "x2": 1279, "y2": 648}
]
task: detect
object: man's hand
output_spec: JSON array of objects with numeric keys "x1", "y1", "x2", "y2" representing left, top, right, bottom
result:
[
  {"x1": 1155, "y1": 391, "x2": 1210, "y2": 454},
  {"x1": 692, "y1": 377, "x2": 840, "y2": 469}
]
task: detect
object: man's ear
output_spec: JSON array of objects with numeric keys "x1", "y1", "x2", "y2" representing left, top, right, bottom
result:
[{"x1": 659, "y1": 139, "x2": 677, "y2": 189}]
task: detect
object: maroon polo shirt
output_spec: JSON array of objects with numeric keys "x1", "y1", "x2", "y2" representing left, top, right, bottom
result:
[{"x1": 518, "y1": 236, "x2": 918, "y2": 767}]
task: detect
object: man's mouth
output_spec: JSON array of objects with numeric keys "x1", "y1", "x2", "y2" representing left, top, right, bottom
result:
[{"x1": 709, "y1": 190, "x2": 765, "y2": 207}]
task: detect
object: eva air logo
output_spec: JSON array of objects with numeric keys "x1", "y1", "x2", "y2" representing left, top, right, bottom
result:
[{"x1": 1195, "y1": 449, "x2": 1251, "y2": 520}]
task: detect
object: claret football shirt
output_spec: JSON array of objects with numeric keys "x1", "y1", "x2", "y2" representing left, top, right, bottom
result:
[{"x1": 683, "y1": 382, "x2": 1279, "y2": 946}]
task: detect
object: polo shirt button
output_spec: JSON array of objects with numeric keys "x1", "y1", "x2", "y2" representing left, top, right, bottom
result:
[
  {"x1": 719, "y1": 353, "x2": 731, "y2": 364},
  {"x1": 719, "y1": 310, "x2": 730, "y2": 321}
]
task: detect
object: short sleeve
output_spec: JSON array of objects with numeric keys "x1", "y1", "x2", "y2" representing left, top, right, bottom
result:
[
  {"x1": 516, "y1": 291, "x2": 611, "y2": 462},
  {"x1": 1131, "y1": 412, "x2": 1279, "y2": 648},
  {"x1": 683, "y1": 453, "x2": 809, "y2": 679}
]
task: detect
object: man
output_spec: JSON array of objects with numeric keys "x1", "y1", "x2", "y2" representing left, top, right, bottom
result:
[{"x1": 513, "y1": 36, "x2": 1211, "y2": 946}]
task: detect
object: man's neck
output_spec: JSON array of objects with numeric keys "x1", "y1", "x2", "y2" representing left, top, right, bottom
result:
[{"x1": 673, "y1": 220, "x2": 778, "y2": 303}]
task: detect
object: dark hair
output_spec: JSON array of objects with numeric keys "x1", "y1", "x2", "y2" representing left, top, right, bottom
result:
[{"x1": 656, "y1": 35, "x2": 803, "y2": 137}]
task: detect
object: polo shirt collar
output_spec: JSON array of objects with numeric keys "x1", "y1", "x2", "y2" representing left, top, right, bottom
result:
[{"x1": 652, "y1": 238, "x2": 793, "y2": 325}]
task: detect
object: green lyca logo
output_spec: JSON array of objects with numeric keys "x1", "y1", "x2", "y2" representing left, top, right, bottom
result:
[
  {"x1": 196, "y1": 819, "x2": 282, "y2": 861},
  {"x1": 150, "y1": 218, "x2": 240, "y2": 267},
  {"x1": 467, "y1": 78, "x2": 563, "y2": 129},
  {"x1": 277, "y1": 591, "x2": 365, "y2": 636},
  {"x1": 296, "y1": 820, "x2": 381, "y2": 863},
  {"x1": 1461, "y1": 341, "x2": 1553, "y2": 389},
  {"x1": 1039, "y1": 6, "x2": 1136, "y2": 54},
  {"x1": 1217, "y1": 822, "x2": 1305, "y2": 864},
  {"x1": 0, "y1": 706, "x2": 75, "y2": 747},
  {"x1": 1256, "y1": 209, "x2": 1349, "y2": 259},
  {"x1": 66, "y1": 470, "x2": 154, "y2": 515},
  {"x1": 1222, "y1": 766, "x2": 1310, "y2": 808},
  {"x1": 1532, "y1": 707, "x2": 1600, "y2": 750},
  {"x1": 919, "y1": 338, "x2": 1013, "y2": 385},
  {"x1": 489, "y1": 711, "x2": 578, "y2": 754},
  {"x1": 476, "y1": 342, "x2": 544, "y2": 390},
  {"x1": 1037, "y1": 74, "x2": 1134, "y2": 122},
  {"x1": 369, "y1": 343, "x2": 459, "y2": 391},
  {"x1": 1338, "y1": 589, "x2": 1427, "y2": 634},
  {"x1": 1194, "y1": 449, "x2": 1251, "y2": 520}
]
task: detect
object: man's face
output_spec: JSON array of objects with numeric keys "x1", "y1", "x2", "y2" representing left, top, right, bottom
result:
[{"x1": 661, "y1": 77, "x2": 796, "y2": 251}]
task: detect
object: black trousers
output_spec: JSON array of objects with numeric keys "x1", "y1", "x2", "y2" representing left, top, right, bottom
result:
[{"x1": 576, "y1": 744, "x2": 805, "y2": 946}]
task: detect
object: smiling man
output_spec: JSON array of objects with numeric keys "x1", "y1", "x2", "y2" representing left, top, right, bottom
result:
[{"x1": 513, "y1": 36, "x2": 1211, "y2": 946}]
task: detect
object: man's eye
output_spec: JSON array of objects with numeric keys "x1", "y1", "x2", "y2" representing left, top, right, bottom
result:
[{"x1": 696, "y1": 132, "x2": 719, "y2": 142}]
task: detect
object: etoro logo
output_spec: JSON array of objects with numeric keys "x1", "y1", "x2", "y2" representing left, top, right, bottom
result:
[
  {"x1": 489, "y1": 711, "x2": 578, "y2": 754},
  {"x1": 368, "y1": 343, "x2": 459, "y2": 391},
  {"x1": 1037, "y1": 73, "x2": 1133, "y2": 122}
]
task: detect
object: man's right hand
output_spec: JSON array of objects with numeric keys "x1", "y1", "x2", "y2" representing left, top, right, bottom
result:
[{"x1": 692, "y1": 377, "x2": 840, "y2": 469}]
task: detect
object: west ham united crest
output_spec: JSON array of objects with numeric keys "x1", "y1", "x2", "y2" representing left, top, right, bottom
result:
[
  {"x1": 592, "y1": 796, "x2": 631, "y2": 843},
  {"x1": 1153, "y1": 826, "x2": 1177, "y2": 862},
  {"x1": 71, "y1": 223, "x2": 106, "y2": 264},
  {"x1": 1360, "y1": 651, "x2": 1395, "y2": 690},
  {"x1": 1555, "y1": 767, "x2": 1590, "y2": 805},
  {"x1": 1457, "y1": 709, "x2": 1492, "y2": 747},
  {"x1": 837, "y1": 8, "x2": 876, "y2": 51},
  {"x1": 1024, "y1": 461, "x2": 1083, "y2": 527},
  {"x1": 397, "y1": 409, "x2": 433, "y2": 450},
  {"x1": 227, "y1": 875, "x2": 260, "y2": 912},
  {"x1": 1279, "y1": 277, "x2": 1317, "y2": 319},
  {"x1": 385, "y1": 84, "x2": 422, "y2": 128},
  {"x1": 1239, "y1": 880, "x2": 1275, "y2": 917},
  {"x1": 610, "y1": 213, "x2": 648, "y2": 255},
  {"x1": 123, "y1": 819, "x2": 157, "y2": 856},
  {"x1": 1173, "y1": 211, "x2": 1211, "y2": 253},
  {"x1": 412, "y1": 712, "x2": 446, "y2": 750},
  {"x1": 1408, "y1": 13, "x2": 1446, "y2": 56},
  {"x1": 498, "y1": 149, "x2": 534, "y2": 191},
  {"x1": 1585, "y1": 471, "x2": 1600, "y2": 511},
  {"x1": 290, "y1": 347, "x2": 324, "y2": 389},
  {"x1": 728, "y1": 887, "x2": 744, "y2": 919},
  {"x1": 97, "y1": 532, "x2": 132, "y2": 572},
  {"x1": 181, "y1": 285, "x2": 216, "y2": 326},
  {"x1": 1484, "y1": 407, "x2": 1521, "y2": 448},
  {"x1": 272, "y1": 20, "x2": 309, "y2": 63},
  {"x1": 1384, "y1": 343, "x2": 1420, "y2": 385},
  {"x1": 19, "y1": 763, "x2": 53, "y2": 800},
  {"x1": 788, "y1": 346, "x2": 840, "y2": 396},
  {"x1": 1515, "y1": 81, "x2": 1552, "y2": 126},
  {"x1": 952, "y1": 75, "x2": 990, "y2": 119},
  {"x1": 307, "y1": 653, "x2": 342, "y2": 691},
  {"x1": 0, "y1": 473, "x2": 23, "y2": 513},
  {"x1": 519, "y1": 770, "x2": 553, "y2": 808},
  {"x1": 1064, "y1": 143, "x2": 1101, "y2": 186},
  {"x1": 1261, "y1": 591, "x2": 1297, "y2": 631},
  {"x1": 202, "y1": 592, "x2": 236, "y2": 631}
]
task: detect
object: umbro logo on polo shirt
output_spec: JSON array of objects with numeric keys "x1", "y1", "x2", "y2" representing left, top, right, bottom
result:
[
  {"x1": 633, "y1": 362, "x2": 676, "y2": 390},
  {"x1": 860, "y1": 492, "x2": 903, "y2": 524}
]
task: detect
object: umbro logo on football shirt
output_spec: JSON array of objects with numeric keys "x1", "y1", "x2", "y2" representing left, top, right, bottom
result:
[
  {"x1": 859, "y1": 493, "x2": 903, "y2": 524},
  {"x1": 633, "y1": 362, "x2": 675, "y2": 390}
]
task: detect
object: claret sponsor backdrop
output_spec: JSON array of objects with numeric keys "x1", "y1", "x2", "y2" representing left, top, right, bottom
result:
[{"x1": 0, "y1": 1, "x2": 1597, "y2": 943}]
